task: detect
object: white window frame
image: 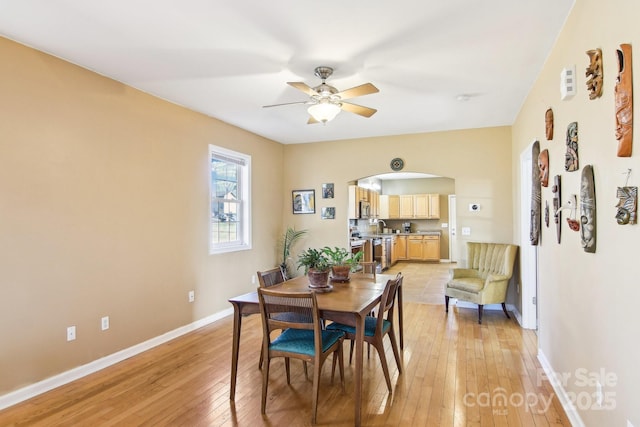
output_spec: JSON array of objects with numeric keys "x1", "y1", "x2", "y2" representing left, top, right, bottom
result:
[{"x1": 209, "y1": 144, "x2": 251, "y2": 254}]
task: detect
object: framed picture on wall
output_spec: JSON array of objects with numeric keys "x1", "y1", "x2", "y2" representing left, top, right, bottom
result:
[
  {"x1": 292, "y1": 189, "x2": 315, "y2": 214},
  {"x1": 321, "y1": 207, "x2": 335, "y2": 219},
  {"x1": 322, "y1": 183, "x2": 334, "y2": 199}
]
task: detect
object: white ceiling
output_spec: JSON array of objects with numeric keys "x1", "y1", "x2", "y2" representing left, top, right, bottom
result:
[{"x1": 0, "y1": 0, "x2": 574, "y2": 145}]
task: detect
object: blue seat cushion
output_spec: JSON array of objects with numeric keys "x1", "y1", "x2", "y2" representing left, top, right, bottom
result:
[
  {"x1": 270, "y1": 328, "x2": 344, "y2": 357},
  {"x1": 326, "y1": 316, "x2": 390, "y2": 337}
]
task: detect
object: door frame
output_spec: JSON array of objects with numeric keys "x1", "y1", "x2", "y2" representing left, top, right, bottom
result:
[
  {"x1": 448, "y1": 194, "x2": 458, "y2": 263},
  {"x1": 519, "y1": 141, "x2": 539, "y2": 330}
]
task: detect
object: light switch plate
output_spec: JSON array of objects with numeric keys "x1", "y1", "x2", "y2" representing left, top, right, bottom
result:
[{"x1": 462, "y1": 227, "x2": 471, "y2": 236}]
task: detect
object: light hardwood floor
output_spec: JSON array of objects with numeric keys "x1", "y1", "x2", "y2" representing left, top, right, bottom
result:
[{"x1": 0, "y1": 262, "x2": 570, "y2": 426}]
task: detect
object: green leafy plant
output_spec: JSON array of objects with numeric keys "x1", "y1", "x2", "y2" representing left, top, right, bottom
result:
[
  {"x1": 279, "y1": 227, "x2": 307, "y2": 278},
  {"x1": 297, "y1": 248, "x2": 331, "y2": 274},
  {"x1": 322, "y1": 246, "x2": 364, "y2": 272}
]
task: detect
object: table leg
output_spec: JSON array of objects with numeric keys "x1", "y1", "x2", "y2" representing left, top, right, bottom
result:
[
  {"x1": 354, "y1": 313, "x2": 365, "y2": 427},
  {"x1": 397, "y1": 285, "x2": 404, "y2": 349},
  {"x1": 230, "y1": 303, "x2": 242, "y2": 400}
]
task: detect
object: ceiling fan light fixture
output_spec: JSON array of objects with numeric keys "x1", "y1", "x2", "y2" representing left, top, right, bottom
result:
[{"x1": 308, "y1": 101, "x2": 341, "y2": 123}]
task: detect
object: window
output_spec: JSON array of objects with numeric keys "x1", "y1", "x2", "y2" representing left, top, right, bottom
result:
[{"x1": 210, "y1": 145, "x2": 251, "y2": 254}]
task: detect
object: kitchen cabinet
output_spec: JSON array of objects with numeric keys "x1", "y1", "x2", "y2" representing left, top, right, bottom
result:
[
  {"x1": 422, "y1": 235, "x2": 440, "y2": 261},
  {"x1": 406, "y1": 235, "x2": 440, "y2": 261},
  {"x1": 379, "y1": 195, "x2": 400, "y2": 219},
  {"x1": 428, "y1": 194, "x2": 440, "y2": 219},
  {"x1": 398, "y1": 193, "x2": 440, "y2": 219},
  {"x1": 370, "y1": 190, "x2": 380, "y2": 218},
  {"x1": 396, "y1": 235, "x2": 407, "y2": 260},
  {"x1": 407, "y1": 236, "x2": 423, "y2": 260},
  {"x1": 399, "y1": 195, "x2": 414, "y2": 218}
]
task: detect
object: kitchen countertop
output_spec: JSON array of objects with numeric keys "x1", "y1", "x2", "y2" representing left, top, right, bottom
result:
[{"x1": 358, "y1": 231, "x2": 442, "y2": 238}]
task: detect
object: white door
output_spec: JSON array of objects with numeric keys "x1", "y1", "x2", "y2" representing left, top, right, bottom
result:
[
  {"x1": 448, "y1": 195, "x2": 458, "y2": 263},
  {"x1": 519, "y1": 143, "x2": 538, "y2": 330}
]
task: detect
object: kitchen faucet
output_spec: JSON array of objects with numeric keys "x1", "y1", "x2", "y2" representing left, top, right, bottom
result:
[{"x1": 377, "y1": 219, "x2": 386, "y2": 233}]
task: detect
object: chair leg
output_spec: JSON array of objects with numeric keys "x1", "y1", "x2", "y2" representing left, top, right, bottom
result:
[
  {"x1": 501, "y1": 303, "x2": 511, "y2": 319},
  {"x1": 373, "y1": 340, "x2": 393, "y2": 393},
  {"x1": 349, "y1": 340, "x2": 354, "y2": 365},
  {"x1": 261, "y1": 359, "x2": 270, "y2": 414},
  {"x1": 303, "y1": 361, "x2": 308, "y2": 379},
  {"x1": 311, "y1": 357, "x2": 322, "y2": 424},
  {"x1": 445, "y1": 295, "x2": 450, "y2": 312},
  {"x1": 338, "y1": 342, "x2": 345, "y2": 392},
  {"x1": 478, "y1": 305, "x2": 484, "y2": 324},
  {"x1": 388, "y1": 329, "x2": 403, "y2": 374},
  {"x1": 285, "y1": 358, "x2": 291, "y2": 384},
  {"x1": 258, "y1": 342, "x2": 264, "y2": 370}
]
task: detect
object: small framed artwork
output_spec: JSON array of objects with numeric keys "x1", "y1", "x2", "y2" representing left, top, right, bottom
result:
[
  {"x1": 292, "y1": 189, "x2": 315, "y2": 214},
  {"x1": 321, "y1": 207, "x2": 335, "y2": 219},
  {"x1": 322, "y1": 183, "x2": 334, "y2": 199}
]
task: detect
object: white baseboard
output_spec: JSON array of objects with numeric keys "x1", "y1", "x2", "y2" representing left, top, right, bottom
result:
[
  {"x1": 453, "y1": 300, "x2": 504, "y2": 311},
  {"x1": 537, "y1": 349, "x2": 585, "y2": 427},
  {"x1": 0, "y1": 307, "x2": 234, "y2": 411}
]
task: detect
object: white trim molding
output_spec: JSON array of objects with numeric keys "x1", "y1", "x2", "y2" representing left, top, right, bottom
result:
[
  {"x1": 0, "y1": 307, "x2": 233, "y2": 411},
  {"x1": 537, "y1": 349, "x2": 585, "y2": 427}
]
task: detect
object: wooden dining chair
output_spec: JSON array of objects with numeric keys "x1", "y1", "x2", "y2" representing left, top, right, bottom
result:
[
  {"x1": 257, "y1": 267, "x2": 308, "y2": 375},
  {"x1": 328, "y1": 274, "x2": 403, "y2": 393},
  {"x1": 258, "y1": 288, "x2": 345, "y2": 424},
  {"x1": 353, "y1": 261, "x2": 377, "y2": 280}
]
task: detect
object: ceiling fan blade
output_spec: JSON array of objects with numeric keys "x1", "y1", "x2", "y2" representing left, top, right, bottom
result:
[
  {"x1": 335, "y1": 83, "x2": 379, "y2": 100},
  {"x1": 287, "y1": 82, "x2": 319, "y2": 96},
  {"x1": 307, "y1": 116, "x2": 320, "y2": 125},
  {"x1": 340, "y1": 102, "x2": 377, "y2": 118},
  {"x1": 262, "y1": 100, "x2": 310, "y2": 108}
]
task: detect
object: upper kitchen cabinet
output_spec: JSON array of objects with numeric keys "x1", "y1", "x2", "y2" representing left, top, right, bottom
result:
[
  {"x1": 379, "y1": 195, "x2": 400, "y2": 219},
  {"x1": 394, "y1": 194, "x2": 440, "y2": 219},
  {"x1": 348, "y1": 185, "x2": 380, "y2": 219}
]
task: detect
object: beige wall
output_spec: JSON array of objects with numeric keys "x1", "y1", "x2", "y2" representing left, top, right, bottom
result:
[
  {"x1": 282, "y1": 127, "x2": 514, "y2": 272},
  {"x1": 512, "y1": 0, "x2": 640, "y2": 424},
  {"x1": 1, "y1": 31, "x2": 515, "y2": 404},
  {"x1": 0, "y1": 37, "x2": 284, "y2": 394}
]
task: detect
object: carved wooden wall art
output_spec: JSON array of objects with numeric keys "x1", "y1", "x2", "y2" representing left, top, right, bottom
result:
[
  {"x1": 585, "y1": 48, "x2": 603, "y2": 99},
  {"x1": 565, "y1": 121, "x2": 579, "y2": 172},
  {"x1": 545, "y1": 201, "x2": 550, "y2": 227},
  {"x1": 616, "y1": 186, "x2": 637, "y2": 225},
  {"x1": 538, "y1": 149, "x2": 549, "y2": 187},
  {"x1": 615, "y1": 44, "x2": 633, "y2": 157},
  {"x1": 530, "y1": 141, "x2": 541, "y2": 245},
  {"x1": 580, "y1": 165, "x2": 596, "y2": 253},
  {"x1": 545, "y1": 108, "x2": 554, "y2": 140},
  {"x1": 552, "y1": 175, "x2": 562, "y2": 243}
]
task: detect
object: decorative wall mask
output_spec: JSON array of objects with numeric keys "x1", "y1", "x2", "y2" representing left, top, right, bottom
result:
[
  {"x1": 552, "y1": 175, "x2": 562, "y2": 243},
  {"x1": 615, "y1": 44, "x2": 633, "y2": 157},
  {"x1": 530, "y1": 141, "x2": 541, "y2": 245},
  {"x1": 616, "y1": 186, "x2": 637, "y2": 225},
  {"x1": 580, "y1": 165, "x2": 596, "y2": 253},
  {"x1": 545, "y1": 108, "x2": 554, "y2": 140},
  {"x1": 585, "y1": 48, "x2": 603, "y2": 99},
  {"x1": 538, "y1": 149, "x2": 549, "y2": 187},
  {"x1": 565, "y1": 122, "x2": 579, "y2": 172}
]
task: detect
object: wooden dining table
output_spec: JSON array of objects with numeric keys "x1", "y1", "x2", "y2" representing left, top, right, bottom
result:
[{"x1": 228, "y1": 272, "x2": 402, "y2": 427}]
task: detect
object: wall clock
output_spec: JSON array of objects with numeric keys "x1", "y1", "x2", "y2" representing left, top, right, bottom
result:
[{"x1": 390, "y1": 157, "x2": 404, "y2": 171}]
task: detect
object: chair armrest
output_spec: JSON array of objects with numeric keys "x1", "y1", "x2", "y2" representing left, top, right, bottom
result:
[
  {"x1": 450, "y1": 268, "x2": 480, "y2": 279},
  {"x1": 485, "y1": 273, "x2": 510, "y2": 285}
]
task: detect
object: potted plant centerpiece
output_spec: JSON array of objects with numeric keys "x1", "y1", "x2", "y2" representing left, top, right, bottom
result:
[
  {"x1": 297, "y1": 248, "x2": 332, "y2": 290},
  {"x1": 322, "y1": 246, "x2": 364, "y2": 283}
]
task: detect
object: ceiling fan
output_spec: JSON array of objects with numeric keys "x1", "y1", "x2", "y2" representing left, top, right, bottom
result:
[{"x1": 263, "y1": 66, "x2": 379, "y2": 124}]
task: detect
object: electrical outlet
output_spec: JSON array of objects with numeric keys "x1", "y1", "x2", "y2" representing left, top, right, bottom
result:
[
  {"x1": 461, "y1": 227, "x2": 471, "y2": 236},
  {"x1": 101, "y1": 316, "x2": 110, "y2": 331},
  {"x1": 67, "y1": 326, "x2": 76, "y2": 341},
  {"x1": 188, "y1": 290, "x2": 195, "y2": 303}
]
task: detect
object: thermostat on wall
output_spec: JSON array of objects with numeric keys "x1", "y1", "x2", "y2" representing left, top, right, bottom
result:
[{"x1": 469, "y1": 203, "x2": 481, "y2": 212}]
